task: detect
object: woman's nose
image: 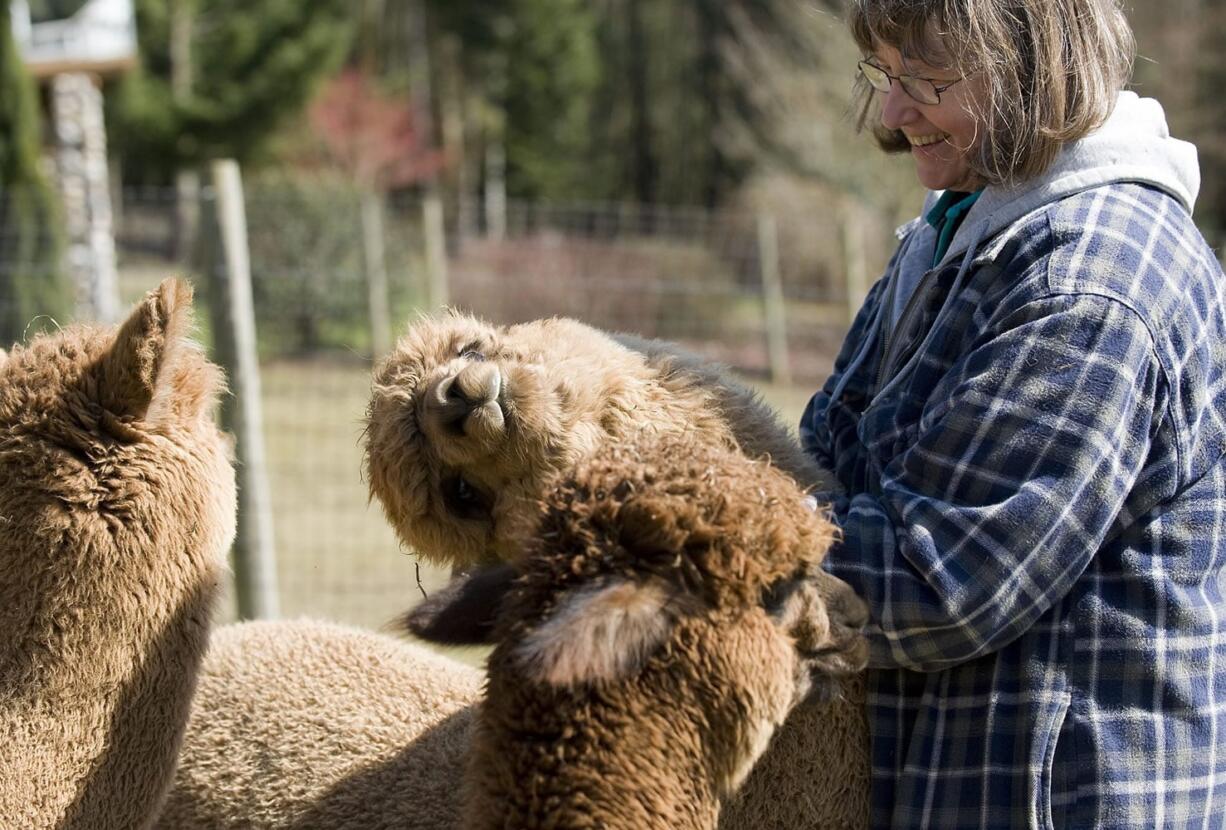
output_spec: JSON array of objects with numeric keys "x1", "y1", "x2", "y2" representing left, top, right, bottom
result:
[{"x1": 879, "y1": 82, "x2": 916, "y2": 131}]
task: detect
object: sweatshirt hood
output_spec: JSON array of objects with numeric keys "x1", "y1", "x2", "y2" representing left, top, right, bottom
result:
[{"x1": 936, "y1": 91, "x2": 1200, "y2": 268}]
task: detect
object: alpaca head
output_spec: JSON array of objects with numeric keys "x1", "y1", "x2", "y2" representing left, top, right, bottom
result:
[
  {"x1": 0, "y1": 279, "x2": 236, "y2": 666},
  {"x1": 366, "y1": 312, "x2": 684, "y2": 569},
  {"x1": 408, "y1": 436, "x2": 868, "y2": 803}
]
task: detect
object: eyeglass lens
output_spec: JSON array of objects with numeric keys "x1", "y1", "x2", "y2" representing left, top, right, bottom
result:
[{"x1": 858, "y1": 61, "x2": 940, "y2": 105}]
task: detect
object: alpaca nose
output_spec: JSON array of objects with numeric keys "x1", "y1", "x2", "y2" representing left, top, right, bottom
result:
[
  {"x1": 448, "y1": 360, "x2": 502, "y2": 409},
  {"x1": 427, "y1": 362, "x2": 506, "y2": 444}
]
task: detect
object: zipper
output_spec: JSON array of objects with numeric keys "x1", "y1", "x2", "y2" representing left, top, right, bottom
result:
[{"x1": 875, "y1": 267, "x2": 939, "y2": 394}]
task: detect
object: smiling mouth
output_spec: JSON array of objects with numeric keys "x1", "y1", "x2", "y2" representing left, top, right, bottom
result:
[{"x1": 908, "y1": 133, "x2": 948, "y2": 147}]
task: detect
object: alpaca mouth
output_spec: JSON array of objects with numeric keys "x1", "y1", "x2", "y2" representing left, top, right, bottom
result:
[{"x1": 464, "y1": 396, "x2": 506, "y2": 442}]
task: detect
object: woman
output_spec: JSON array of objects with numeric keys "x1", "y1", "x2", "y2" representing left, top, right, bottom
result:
[{"x1": 802, "y1": 1, "x2": 1226, "y2": 827}]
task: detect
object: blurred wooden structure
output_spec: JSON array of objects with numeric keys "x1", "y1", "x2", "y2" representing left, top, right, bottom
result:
[
  {"x1": 10, "y1": 0, "x2": 136, "y2": 79},
  {"x1": 10, "y1": 0, "x2": 134, "y2": 324}
]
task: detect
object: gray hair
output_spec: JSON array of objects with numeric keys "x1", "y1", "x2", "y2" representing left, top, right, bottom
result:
[{"x1": 849, "y1": 0, "x2": 1135, "y2": 186}]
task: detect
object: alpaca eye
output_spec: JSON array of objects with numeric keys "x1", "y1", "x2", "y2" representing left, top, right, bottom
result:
[
  {"x1": 761, "y1": 567, "x2": 806, "y2": 620},
  {"x1": 442, "y1": 475, "x2": 492, "y2": 520},
  {"x1": 459, "y1": 343, "x2": 486, "y2": 362}
]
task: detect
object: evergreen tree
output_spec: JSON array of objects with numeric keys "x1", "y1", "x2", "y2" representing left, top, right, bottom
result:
[
  {"x1": 0, "y1": 2, "x2": 68, "y2": 344},
  {"x1": 111, "y1": 0, "x2": 356, "y2": 180},
  {"x1": 614, "y1": 0, "x2": 826, "y2": 207},
  {"x1": 357, "y1": 0, "x2": 851, "y2": 207},
  {"x1": 419, "y1": 0, "x2": 601, "y2": 202},
  {"x1": 500, "y1": 0, "x2": 601, "y2": 200}
]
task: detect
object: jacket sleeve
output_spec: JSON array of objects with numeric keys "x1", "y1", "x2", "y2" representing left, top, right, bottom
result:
[{"x1": 822, "y1": 291, "x2": 1166, "y2": 672}]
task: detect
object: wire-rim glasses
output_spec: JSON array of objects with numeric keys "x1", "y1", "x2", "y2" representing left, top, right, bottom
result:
[{"x1": 857, "y1": 60, "x2": 963, "y2": 105}]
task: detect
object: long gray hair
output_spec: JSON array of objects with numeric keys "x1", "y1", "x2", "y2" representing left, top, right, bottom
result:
[{"x1": 849, "y1": 0, "x2": 1135, "y2": 186}]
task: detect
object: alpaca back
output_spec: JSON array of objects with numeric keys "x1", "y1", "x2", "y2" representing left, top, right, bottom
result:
[{"x1": 157, "y1": 619, "x2": 481, "y2": 830}]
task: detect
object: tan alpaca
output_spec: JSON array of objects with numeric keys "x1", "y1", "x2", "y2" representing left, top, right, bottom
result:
[
  {"x1": 0, "y1": 280, "x2": 235, "y2": 829},
  {"x1": 156, "y1": 618, "x2": 481, "y2": 828},
  {"x1": 364, "y1": 313, "x2": 834, "y2": 570}
]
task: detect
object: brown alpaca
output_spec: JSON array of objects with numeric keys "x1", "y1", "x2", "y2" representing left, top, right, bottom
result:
[
  {"x1": 0, "y1": 280, "x2": 235, "y2": 829},
  {"x1": 406, "y1": 435, "x2": 867, "y2": 829},
  {"x1": 159, "y1": 435, "x2": 863, "y2": 830}
]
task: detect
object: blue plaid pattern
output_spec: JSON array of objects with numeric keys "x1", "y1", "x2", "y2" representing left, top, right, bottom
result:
[{"x1": 801, "y1": 183, "x2": 1226, "y2": 829}]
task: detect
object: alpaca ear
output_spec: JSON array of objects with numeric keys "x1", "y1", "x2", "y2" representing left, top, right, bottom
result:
[
  {"x1": 0, "y1": 348, "x2": 7, "y2": 371},
  {"x1": 98, "y1": 278, "x2": 205, "y2": 423},
  {"x1": 403, "y1": 563, "x2": 518, "y2": 645},
  {"x1": 514, "y1": 578, "x2": 685, "y2": 687}
]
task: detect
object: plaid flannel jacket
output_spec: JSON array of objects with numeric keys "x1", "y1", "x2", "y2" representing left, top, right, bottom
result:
[{"x1": 801, "y1": 182, "x2": 1226, "y2": 829}]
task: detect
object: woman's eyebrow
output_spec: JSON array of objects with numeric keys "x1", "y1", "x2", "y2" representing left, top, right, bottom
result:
[
  {"x1": 903, "y1": 59, "x2": 955, "y2": 80},
  {"x1": 868, "y1": 53, "x2": 930, "y2": 77}
]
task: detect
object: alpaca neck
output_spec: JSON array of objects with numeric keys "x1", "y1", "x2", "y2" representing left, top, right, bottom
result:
[
  {"x1": 468, "y1": 700, "x2": 724, "y2": 830},
  {"x1": 0, "y1": 577, "x2": 214, "y2": 827}
]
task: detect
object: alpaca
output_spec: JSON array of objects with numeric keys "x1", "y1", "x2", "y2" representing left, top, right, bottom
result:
[
  {"x1": 364, "y1": 312, "x2": 835, "y2": 570},
  {"x1": 406, "y1": 434, "x2": 867, "y2": 829},
  {"x1": 366, "y1": 312, "x2": 870, "y2": 828},
  {"x1": 0, "y1": 280, "x2": 236, "y2": 829}
]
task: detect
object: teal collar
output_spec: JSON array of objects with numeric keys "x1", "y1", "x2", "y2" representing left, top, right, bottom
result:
[{"x1": 926, "y1": 189, "x2": 983, "y2": 268}]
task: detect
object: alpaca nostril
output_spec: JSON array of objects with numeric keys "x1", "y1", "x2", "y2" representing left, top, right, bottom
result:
[
  {"x1": 429, "y1": 376, "x2": 473, "y2": 434},
  {"x1": 443, "y1": 376, "x2": 472, "y2": 407}
]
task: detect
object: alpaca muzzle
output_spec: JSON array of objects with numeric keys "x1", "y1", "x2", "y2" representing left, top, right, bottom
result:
[{"x1": 426, "y1": 363, "x2": 507, "y2": 450}]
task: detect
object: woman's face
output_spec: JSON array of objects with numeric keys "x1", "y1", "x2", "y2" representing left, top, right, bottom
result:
[{"x1": 869, "y1": 42, "x2": 985, "y2": 192}]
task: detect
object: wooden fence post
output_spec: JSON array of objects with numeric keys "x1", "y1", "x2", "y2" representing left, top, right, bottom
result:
[
  {"x1": 484, "y1": 139, "x2": 507, "y2": 241},
  {"x1": 423, "y1": 192, "x2": 449, "y2": 310},
  {"x1": 361, "y1": 188, "x2": 393, "y2": 357},
  {"x1": 757, "y1": 212, "x2": 792, "y2": 387},
  {"x1": 841, "y1": 201, "x2": 868, "y2": 324},
  {"x1": 208, "y1": 159, "x2": 280, "y2": 620}
]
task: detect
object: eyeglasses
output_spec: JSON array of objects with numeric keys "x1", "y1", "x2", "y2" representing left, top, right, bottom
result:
[{"x1": 857, "y1": 60, "x2": 963, "y2": 105}]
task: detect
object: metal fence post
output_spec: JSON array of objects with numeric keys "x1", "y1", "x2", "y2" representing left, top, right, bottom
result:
[
  {"x1": 757, "y1": 212, "x2": 792, "y2": 387},
  {"x1": 208, "y1": 158, "x2": 280, "y2": 619}
]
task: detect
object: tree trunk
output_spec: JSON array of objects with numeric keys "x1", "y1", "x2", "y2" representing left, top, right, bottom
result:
[{"x1": 627, "y1": 0, "x2": 658, "y2": 207}]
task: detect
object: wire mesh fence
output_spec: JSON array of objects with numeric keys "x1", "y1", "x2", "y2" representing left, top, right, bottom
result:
[{"x1": 30, "y1": 179, "x2": 890, "y2": 629}]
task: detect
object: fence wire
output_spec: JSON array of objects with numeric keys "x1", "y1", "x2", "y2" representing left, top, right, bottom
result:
[{"x1": 28, "y1": 182, "x2": 889, "y2": 628}]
